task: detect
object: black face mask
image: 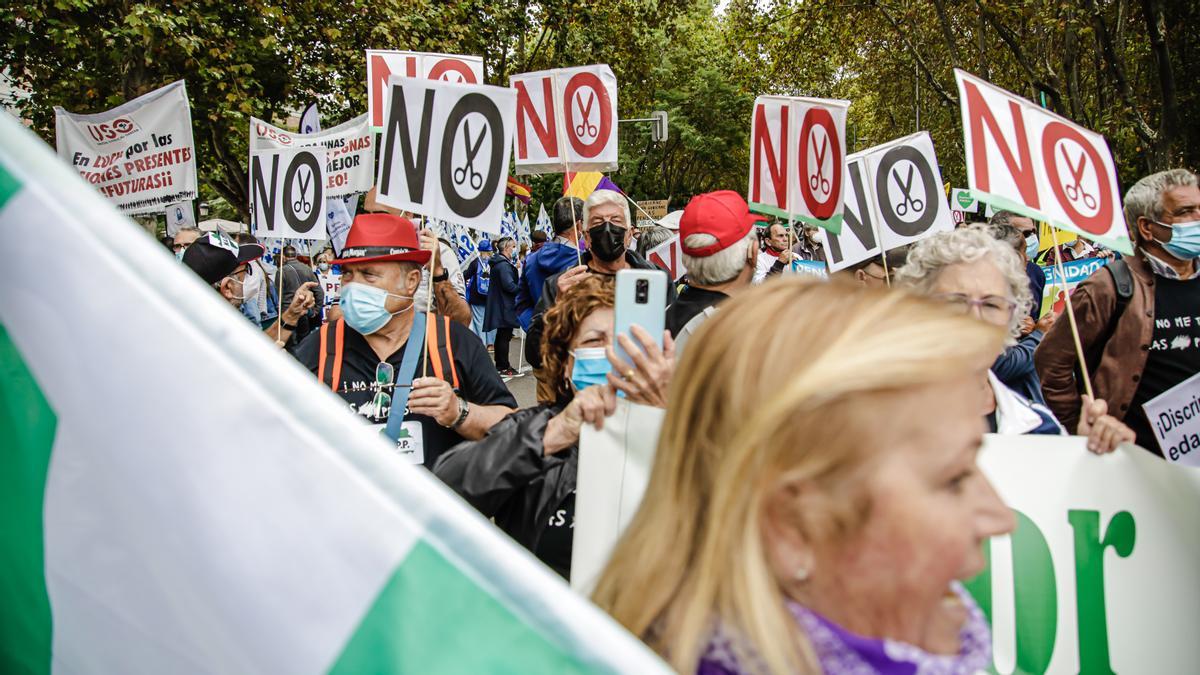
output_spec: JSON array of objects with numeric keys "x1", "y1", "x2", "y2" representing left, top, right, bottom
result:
[{"x1": 588, "y1": 221, "x2": 627, "y2": 262}]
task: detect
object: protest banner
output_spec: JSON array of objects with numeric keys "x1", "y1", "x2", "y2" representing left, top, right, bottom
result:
[
  {"x1": 318, "y1": 270, "x2": 341, "y2": 321},
  {"x1": 1038, "y1": 257, "x2": 1107, "y2": 318},
  {"x1": 645, "y1": 236, "x2": 686, "y2": 281},
  {"x1": 788, "y1": 259, "x2": 829, "y2": 279},
  {"x1": 954, "y1": 69, "x2": 1132, "y2": 254},
  {"x1": 249, "y1": 146, "x2": 328, "y2": 240},
  {"x1": 165, "y1": 200, "x2": 196, "y2": 236},
  {"x1": 54, "y1": 80, "x2": 198, "y2": 216},
  {"x1": 820, "y1": 132, "x2": 953, "y2": 272},
  {"x1": 298, "y1": 102, "x2": 320, "y2": 135},
  {"x1": 575, "y1": 405, "x2": 1200, "y2": 672},
  {"x1": 510, "y1": 65, "x2": 619, "y2": 175},
  {"x1": 250, "y1": 114, "x2": 374, "y2": 198},
  {"x1": 374, "y1": 78, "x2": 516, "y2": 235},
  {"x1": 1141, "y1": 372, "x2": 1200, "y2": 466},
  {"x1": 748, "y1": 95, "x2": 850, "y2": 233},
  {"x1": 0, "y1": 113, "x2": 671, "y2": 674},
  {"x1": 366, "y1": 50, "x2": 484, "y2": 131}
]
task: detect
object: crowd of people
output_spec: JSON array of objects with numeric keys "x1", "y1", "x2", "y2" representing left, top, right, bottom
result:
[{"x1": 162, "y1": 167, "x2": 1198, "y2": 673}]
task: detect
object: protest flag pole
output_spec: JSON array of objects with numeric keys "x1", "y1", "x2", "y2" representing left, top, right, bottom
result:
[
  {"x1": 275, "y1": 247, "x2": 286, "y2": 346},
  {"x1": 1048, "y1": 224, "x2": 1095, "y2": 400},
  {"x1": 552, "y1": 70, "x2": 584, "y2": 267},
  {"x1": 422, "y1": 214, "x2": 436, "y2": 379}
]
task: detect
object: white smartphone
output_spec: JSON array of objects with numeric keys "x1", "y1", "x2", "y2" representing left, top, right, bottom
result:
[{"x1": 613, "y1": 268, "x2": 667, "y2": 369}]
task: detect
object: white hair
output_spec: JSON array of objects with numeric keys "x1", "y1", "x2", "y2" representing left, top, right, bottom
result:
[
  {"x1": 1123, "y1": 169, "x2": 1198, "y2": 242},
  {"x1": 894, "y1": 226, "x2": 1032, "y2": 342},
  {"x1": 683, "y1": 229, "x2": 756, "y2": 285},
  {"x1": 583, "y1": 189, "x2": 631, "y2": 227}
]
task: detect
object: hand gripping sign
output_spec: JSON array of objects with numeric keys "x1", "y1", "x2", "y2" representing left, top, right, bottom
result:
[
  {"x1": 510, "y1": 65, "x2": 619, "y2": 175},
  {"x1": 366, "y1": 50, "x2": 485, "y2": 131},
  {"x1": 820, "y1": 132, "x2": 955, "y2": 272},
  {"x1": 374, "y1": 77, "x2": 516, "y2": 235},
  {"x1": 249, "y1": 146, "x2": 328, "y2": 240},
  {"x1": 250, "y1": 114, "x2": 373, "y2": 198},
  {"x1": 954, "y1": 69, "x2": 1132, "y2": 254},
  {"x1": 748, "y1": 95, "x2": 850, "y2": 233}
]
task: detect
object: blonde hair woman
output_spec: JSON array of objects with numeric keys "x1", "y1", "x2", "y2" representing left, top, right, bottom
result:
[{"x1": 592, "y1": 279, "x2": 1015, "y2": 674}]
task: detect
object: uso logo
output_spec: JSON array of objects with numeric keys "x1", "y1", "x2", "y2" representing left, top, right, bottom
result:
[
  {"x1": 255, "y1": 122, "x2": 293, "y2": 146},
  {"x1": 86, "y1": 117, "x2": 139, "y2": 144}
]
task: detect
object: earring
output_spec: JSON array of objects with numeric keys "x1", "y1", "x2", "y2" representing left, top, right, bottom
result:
[{"x1": 793, "y1": 566, "x2": 810, "y2": 582}]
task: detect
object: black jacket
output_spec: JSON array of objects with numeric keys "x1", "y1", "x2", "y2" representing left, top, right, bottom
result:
[
  {"x1": 524, "y1": 249, "x2": 677, "y2": 367},
  {"x1": 433, "y1": 404, "x2": 576, "y2": 575},
  {"x1": 483, "y1": 254, "x2": 520, "y2": 330}
]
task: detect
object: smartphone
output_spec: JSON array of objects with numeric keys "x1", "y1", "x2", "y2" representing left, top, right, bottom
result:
[{"x1": 613, "y1": 269, "x2": 667, "y2": 369}]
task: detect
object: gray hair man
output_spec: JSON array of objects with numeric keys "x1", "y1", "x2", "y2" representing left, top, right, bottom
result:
[{"x1": 1036, "y1": 169, "x2": 1200, "y2": 455}]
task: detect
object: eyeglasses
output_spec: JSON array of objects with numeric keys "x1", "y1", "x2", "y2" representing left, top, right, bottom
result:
[
  {"x1": 933, "y1": 293, "x2": 1017, "y2": 323},
  {"x1": 371, "y1": 361, "x2": 394, "y2": 414}
]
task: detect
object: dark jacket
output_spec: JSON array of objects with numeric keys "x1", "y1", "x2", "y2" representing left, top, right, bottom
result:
[
  {"x1": 1025, "y1": 260, "x2": 1046, "y2": 321},
  {"x1": 433, "y1": 404, "x2": 576, "y2": 575},
  {"x1": 516, "y1": 241, "x2": 579, "y2": 329},
  {"x1": 524, "y1": 249, "x2": 677, "y2": 368},
  {"x1": 993, "y1": 331, "x2": 1046, "y2": 406},
  {"x1": 1035, "y1": 252, "x2": 1155, "y2": 431},
  {"x1": 666, "y1": 286, "x2": 729, "y2": 338},
  {"x1": 483, "y1": 254, "x2": 520, "y2": 331},
  {"x1": 279, "y1": 259, "x2": 323, "y2": 342}
]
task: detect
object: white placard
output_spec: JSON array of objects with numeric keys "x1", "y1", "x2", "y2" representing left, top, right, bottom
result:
[
  {"x1": 645, "y1": 236, "x2": 687, "y2": 281},
  {"x1": 1141, "y1": 371, "x2": 1200, "y2": 466},
  {"x1": 954, "y1": 69, "x2": 1132, "y2": 254},
  {"x1": 510, "y1": 65, "x2": 619, "y2": 175},
  {"x1": 249, "y1": 146, "x2": 328, "y2": 240},
  {"x1": 374, "y1": 78, "x2": 515, "y2": 235},
  {"x1": 54, "y1": 80, "x2": 198, "y2": 215},
  {"x1": 250, "y1": 114, "x2": 373, "y2": 197},
  {"x1": 366, "y1": 50, "x2": 484, "y2": 130},
  {"x1": 164, "y1": 200, "x2": 196, "y2": 237}
]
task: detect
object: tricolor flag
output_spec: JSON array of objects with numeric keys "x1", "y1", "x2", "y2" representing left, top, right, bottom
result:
[
  {"x1": 505, "y1": 176, "x2": 532, "y2": 205},
  {"x1": 0, "y1": 112, "x2": 668, "y2": 674}
]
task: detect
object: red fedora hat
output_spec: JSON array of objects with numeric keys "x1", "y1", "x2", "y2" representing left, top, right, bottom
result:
[{"x1": 333, "y1": 213, "x2": 432, "y2": 266}]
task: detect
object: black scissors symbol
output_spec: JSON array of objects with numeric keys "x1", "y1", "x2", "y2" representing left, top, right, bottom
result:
[
  {"x1": 292, "y1": 169, "x2": 313, "y2": 214},
  {"x1": 809, "y1": 135, "x2": 830, "y2": 193},
  {"x1": 1061, "y1": 145, "x2": 1097, "y2": 210},
  {"x1": 892, "y1": 164, "x2": 925, "y2": 216},
  {"x1": 453, "y1": 120, "x2": 485, "y2": 190},
  {"x1": 574, "y1": 92, "x2": 597, "y2": 139}
]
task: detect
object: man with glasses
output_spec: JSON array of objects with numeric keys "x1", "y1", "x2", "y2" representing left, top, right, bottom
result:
[
  {"x1": 172, "y1": 227, "x2": 202, "y2": 259},
  {"x1": 293, "y1": 213, "x2": 517, "y2": 469},
  {"x1": 1037, "y1": 169, "x2": 1200, "y2": 455}
]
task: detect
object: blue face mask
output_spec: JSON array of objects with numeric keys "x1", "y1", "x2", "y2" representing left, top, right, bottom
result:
[
  {"x1": 338, "y1": 282, "x2": 413, "y2": 335},
  {"x1": 570, "y1": 347, "x2": 611, "y2": 392},
  {"x1": 1024, "y1": 234, "x2": 1039, "y2": 261},
  {"x1": 175, "y1": 249, "x2": 186, "y2": 262},
  {"x1": 1156, "y1": 220, "x2": 1200, "y2": 261}
]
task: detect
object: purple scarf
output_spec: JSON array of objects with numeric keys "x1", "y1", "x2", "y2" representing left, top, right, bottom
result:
[{"x1": 698, "y1": 582, "x2": 991, "y2": 674}]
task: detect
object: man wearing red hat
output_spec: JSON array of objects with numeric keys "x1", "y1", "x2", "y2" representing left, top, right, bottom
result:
[
  {"x1": 294, "y1": 213, "x2": 517, "y2": 468},
  {"x1": 665, "y1": 191, "x2": 765, "y2": 352}
]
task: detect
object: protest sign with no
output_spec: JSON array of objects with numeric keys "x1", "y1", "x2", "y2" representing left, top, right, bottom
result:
[
  {"x1": 645, "y1": 236, "x2": 686, "y2": 281},
  {"x1": 374, "y1": 78, "x2": 516, "y2": 235},
  {"x1": 820, "y1": 132, "x2": 953, "y2": 272},
  {"x1": 748, "y1": 95, "x2": 850, "y2": 233},
  {"x1": 954, "y1": 69, "x2": 1132, "y2": 254},
  {"x1": 366, "y1": 50, "x2": 484, "y2": 131},
  {"x1": 250, "y1": 114, "x2": 373, "y2": 198},
  {"x1": 55, "y1": 80, "x2": 198, "y2": 216},
  {"x1": 510, "y1": 65, "x2": 619, "y2": 175},
  {"x1": 249, "y1": 146, "x2": 328, "y2": 240}
]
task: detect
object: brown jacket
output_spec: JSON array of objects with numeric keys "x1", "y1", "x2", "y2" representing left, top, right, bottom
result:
[{"x1": 1034, "y1": 253, "x2": 1156, "y2": 431}]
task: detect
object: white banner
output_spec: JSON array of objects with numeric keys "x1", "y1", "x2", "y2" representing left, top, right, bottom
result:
[
  {"x1": 375, "y1": 78, "x2": 515, "y2": 235},
  {"x1": 366, "y1": 50, "x2": 485, "y2": 130},
  {"x1": 954, "y1": 69, "x2": 1132, "y2": 254},
  {"x1": 820, "y1": 132, "x2": 954, "y2": 272},
  {"x1": 249, "y1": 146, "x2": 328, "y2": 240},
  {"x1": 510, "y1": 65, "x2": 619, "y2": 175},
  {"x1": 54, "y1": 80, "x2": 198, "y2": 215},
  {"x1": 645, "y1": 236, "x2": 687, "y2": 281},
  {"x1": 1141, "y1": 371, "x2": 1200, "y2": 466},
  {"x1": 250, "y1": 114, "x2": 373, "y2": 198}
]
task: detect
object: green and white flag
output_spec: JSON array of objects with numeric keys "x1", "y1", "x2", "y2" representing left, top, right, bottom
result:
[{"x1": 0, "y1": 112, "x2": 670, "y2": 675}]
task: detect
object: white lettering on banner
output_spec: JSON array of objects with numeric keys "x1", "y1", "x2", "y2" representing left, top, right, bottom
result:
[
  {"x1": 1142, "y1": 371, "x2": 1200, "y2": 465},
  {"x1": 646, "y1": 237, "x2": 686, "y2": 281},
  {"x1": 820, "y1": 132, "x2": 953, "y2": 272},
  {"x1": 250, "y1": 115, "x2": 374, "y2": 198},
  {"x1": 510, "y1": 65, "x2": 619, "y2": 175},
  {"x1": 366, "y1": 50, "x2": 484, "y2": 130},
  {"x1": 576, "y1": 416, "x2": 1200, "y2": 672},
  {"x1": 953, "y1": 69, "x2": 1132, "y2": 254},
  {"x1": 249, "y1": 147, "x2": 328, "y2": 240},
  {"x1": 375, "y1": 77, "x2": 515, "y2": 235},
  {"x1": 54, "y1": 81, "x2": 198, "y2": 215},
  {"x1": 748, "y1": 95, "x2": 850, "y2": 232}
]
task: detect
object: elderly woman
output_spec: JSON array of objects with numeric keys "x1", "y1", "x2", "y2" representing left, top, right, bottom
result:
[
  {"x1": 594, "y1": 280, "x2": 1014, "y2": 673},
  {"x1": 896, "y1": 227, "x2": 1133, "y2": 452},
  {"x1": 434, "y1": 276, "x2": 673, "y2": 578}
]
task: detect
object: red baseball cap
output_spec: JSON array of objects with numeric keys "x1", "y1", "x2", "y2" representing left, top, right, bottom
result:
[
  {"x1": 333, "y1": 213, "x2": 432, "y2": 266},
  {"x1": 679, "y1": 191, "x2": 766, "y2": 257}
]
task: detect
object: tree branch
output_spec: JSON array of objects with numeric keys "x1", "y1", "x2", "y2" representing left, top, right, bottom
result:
[
  {"x1": 873, "y1": 3, "x2": 957, "y2": 107},
  {"x1": 1083, "y1": 0, "x2": 1157, "y2": 144}
]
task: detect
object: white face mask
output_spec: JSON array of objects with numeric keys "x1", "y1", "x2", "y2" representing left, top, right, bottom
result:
[{"x1": 241, "y1": 265, "x2": 263, "y2": 303}]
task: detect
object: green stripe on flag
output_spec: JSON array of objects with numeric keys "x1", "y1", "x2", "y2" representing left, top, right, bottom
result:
[
  {"x1": 330, "y1": 541, "x2": 594, "y2": 674},
  {"x1": 0, "y1": 162, "x2": 20, "y2": 211},
  {"x1": 0, "y1": 324, "x2": 57, "y2": 675}
]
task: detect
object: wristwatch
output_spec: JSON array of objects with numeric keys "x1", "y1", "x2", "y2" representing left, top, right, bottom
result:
[
  {"x1": 432, "y1": 269, "x2": 449, "y2": 283},
  {"x1": 281, "y1": 318, "x2": 298, "y2": 331},
  {"x1": 445, "y1": 395, "x2": 470, "y2": 430}
]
